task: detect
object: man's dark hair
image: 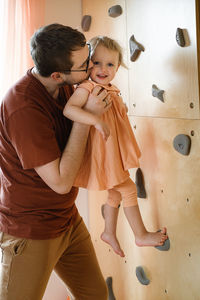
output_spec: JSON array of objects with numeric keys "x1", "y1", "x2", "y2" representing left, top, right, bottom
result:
[{"x1": 30, "y1": 23, "x2": 86, "y2": 77}]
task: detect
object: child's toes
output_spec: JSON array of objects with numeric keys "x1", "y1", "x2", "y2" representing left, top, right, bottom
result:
[{"x1": 161, "y1": 227, "x2": 167, "y2": 234}]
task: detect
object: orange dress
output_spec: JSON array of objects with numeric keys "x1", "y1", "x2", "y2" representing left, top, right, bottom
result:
[{"x1": 74, "y1": 80, "x2": 141, "y2": 190}]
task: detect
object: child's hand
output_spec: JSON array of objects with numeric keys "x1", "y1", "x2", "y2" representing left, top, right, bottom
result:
[
  {"x1": 85, "y1": 86, "x2": 111, "y2": 116},
  {"x1": 95, "y1": 121, "x2": 110, "y2": 141}
]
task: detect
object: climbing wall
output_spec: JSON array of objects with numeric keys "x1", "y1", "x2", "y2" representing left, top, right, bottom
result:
[{"x1": 82, "y1": 0, "x2": 200, "y2": 299}]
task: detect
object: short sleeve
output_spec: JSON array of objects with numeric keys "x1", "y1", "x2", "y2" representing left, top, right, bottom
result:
[
  {"x1": 6, "y1": 106, "x2": 61, "y2": 169},
  {"x1": 77, "y1": 81, "x2": 95, "y2": 93}
]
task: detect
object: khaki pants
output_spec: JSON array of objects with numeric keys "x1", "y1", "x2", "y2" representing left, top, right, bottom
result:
[{"x1": 0, "y1": 213, "x2": 108, "y2": 300}]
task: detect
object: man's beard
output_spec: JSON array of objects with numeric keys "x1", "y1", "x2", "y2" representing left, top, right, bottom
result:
[
  {"x1": 75, "y1": 73, "x2": 90, "y2": 85},
  {"x1": 58, "y1": 70, "x2": 91, "y2": 87},
  {"x1": 58, "y1": 80, "x2": 68, "y2": 87}
]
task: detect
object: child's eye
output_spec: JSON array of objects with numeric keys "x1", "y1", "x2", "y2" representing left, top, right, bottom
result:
[
  {"x1": 108, "y1": 63, "x2": 114, "y2": 67},
  {"x1": 93, "y1": 61, "x2": 99, "y2": 65}
]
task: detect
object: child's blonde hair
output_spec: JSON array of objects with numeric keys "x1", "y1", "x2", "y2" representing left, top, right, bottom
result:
[{"x1": 89, "y1": 36, "x2": 127, "y2": 68}]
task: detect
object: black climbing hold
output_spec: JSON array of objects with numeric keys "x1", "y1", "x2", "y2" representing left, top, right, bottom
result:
[
  {"x1": 108, "y1": 5, "x2": 122, "y2": 18},
  {"x1": 135, "y1": 266, "x2": 150, "y2": 285},
  {"x1": 176, "y1": 28, "x2": 186, "y2": 47},
  {"x1": 152, "y1": 84, "x2": 164, "y2": 102},
  {"x1": 129, "y1": 35, "x2": 144, "y2": 62},
  {"x1": 155, "y1": 230, "x2": 170, "y2": 251},
  {"x1": 135, "y1": 168, "x2": 146, "y2": 199},
  {"x1": 106, "y1": 277, "x2": 116, "y2": 300},
  {"x1": 81, "y1": 15, "x2": 92, "y2": 32},
  {"x1": 173, "y1": 134, "x2": 191, "y2": 156}
]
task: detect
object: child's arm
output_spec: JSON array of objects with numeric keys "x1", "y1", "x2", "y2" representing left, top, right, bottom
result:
[
  {"x1": 64, "y1": 87, "x2": 100, "y2": 125},
  {"x1": 64, "y1": 87, "x2": 110, "y2": 140}
]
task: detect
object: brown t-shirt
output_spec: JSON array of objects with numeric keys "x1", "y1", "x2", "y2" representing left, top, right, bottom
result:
[{"x1": 0, "y1": 69, "x2": 78, "y2": 239}]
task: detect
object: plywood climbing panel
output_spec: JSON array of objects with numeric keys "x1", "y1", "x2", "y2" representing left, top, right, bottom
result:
[
  {"x1": 82, "y1": 0, "x2": 200, "y2": 299},
  {"x1": 126, "y1": 0, "x2": 199, "y2": 119}
]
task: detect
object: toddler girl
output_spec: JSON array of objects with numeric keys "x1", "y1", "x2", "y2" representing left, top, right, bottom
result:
[{"x1": 63, "y1": 36, "x2": 167, "y2": 257}]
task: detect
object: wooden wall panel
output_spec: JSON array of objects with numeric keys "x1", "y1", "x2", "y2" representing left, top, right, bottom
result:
[
  {"x1": 82, "y1": 0, "x2": 200, "y2": 299},
  {"x1": 82, "y1": 0, "x2": 129, "y2": 107},
  {"x1": 89, "y1": 116, "x2": 200, "y2": 300},
  {"x1": 126, "y1": 0, "x2": 199, "y2": 119}
]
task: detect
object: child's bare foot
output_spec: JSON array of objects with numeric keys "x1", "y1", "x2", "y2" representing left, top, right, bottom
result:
[
  {"x1": 135, "y1": 227, "x2": 168, "y2": 247},
  {"x1": 101, "y1": 232, "x2": 125, "y2": 257}
]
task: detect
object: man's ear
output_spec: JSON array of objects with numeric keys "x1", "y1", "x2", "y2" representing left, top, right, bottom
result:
[{"x1": 51, "y1": 72, "x2": 63, "y2": 82}]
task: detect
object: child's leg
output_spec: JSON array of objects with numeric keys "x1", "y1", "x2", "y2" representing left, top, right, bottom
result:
[
  {"x1": 101, "y1": 189, "x2": 125, "y2": 257},
  {"x1": 114, "y1": 177, "x2": 168, "y2": 247}
]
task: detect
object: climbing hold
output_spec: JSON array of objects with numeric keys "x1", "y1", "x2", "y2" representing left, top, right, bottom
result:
[
  {"x1": 152, "y1": 84, "x2": 165, "y2": 102},
  {"x1": 135, "y1": 168, "x2": 147, "y2": 199},
  {"x1": 108, "y1": 5, "x2": 122, "y2": 18},
  {"x1": 81, "y1": 15, "x2": 92, "y2": 32},
  {"x1": 155, "y1": 230, "x2": 170, "y2": 251},
  {"x1": 129, "y1": 35, "x2": 144, "y2": 62},
  {"x1": 106, "y1": 277, "x2": 116, "y2": 300},
  {"x1": 173, "y1": 134, "x2": 191, "y2": 156},
  {"x1": 101, "y1": 204, "x2": 105, "y2": 219},
  {"x1": 135, "y1": 266, "x2": 150, "y2": 285},
  {"x1": 176, "y1": 28, "x2": 186, "y2": 47}
]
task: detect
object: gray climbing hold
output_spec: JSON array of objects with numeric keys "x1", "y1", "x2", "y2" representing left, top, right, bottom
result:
[
  {"x1": 155, "y1": 230, "x2": 170, "y2": 251},
  {"x1": 108, "y1": 5, "x2": 122, "y2": 18},
  {"x1": 129, "y1": 35, "x2": 144, "y2": 62},
  {"x1": 155, "y1": 238, "x2": 170, "y2": 251},
  {"x1": 81, "y1": 15, "x2": 92, "y2": 32},
  {"x1": 101, "y1": 204, "x2": 105, "y2": 219},
  {"x1": 135, "y1": 168, "x2": 146, "y2": 199},
  {"x1": 173, "y1": 134, "x2": 191, "y2": 156},
  {"x1": 136, "y1": 266, "x2": 150, "y2": 285},
  {"x1": 106, "y1": 277, "x2": 116, "y2": 300},
  {"x1": 152, "y1": 84, "x2": 164, "y2": 102},
  {"x1": 176, "y1": 28, "x2": 186, "y2": 47}
]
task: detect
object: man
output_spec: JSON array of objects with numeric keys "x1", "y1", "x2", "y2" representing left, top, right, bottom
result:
[{"x1": 0, "y1": 23, "x2": 110, "y2": 300}]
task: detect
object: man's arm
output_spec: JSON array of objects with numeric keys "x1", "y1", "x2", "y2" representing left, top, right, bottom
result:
[
  {"x1": 34, "y1": 86, "x2": 110, "y2": 194},
  {"x1": 35, "y1": 122, "x2": 90, "y2": 194}
]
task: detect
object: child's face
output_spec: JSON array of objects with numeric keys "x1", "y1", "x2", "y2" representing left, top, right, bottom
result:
[{"x1": 90, "y1": 45, "x2": 120, "y2": 85}]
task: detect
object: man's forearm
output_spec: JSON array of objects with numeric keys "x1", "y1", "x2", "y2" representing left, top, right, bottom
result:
[
  {"x1": 34, "y1": 122, "x2": 90, "y2": 194},
  {"x1": 59, "y1": 122, "x2": 90, "y2": 193}
]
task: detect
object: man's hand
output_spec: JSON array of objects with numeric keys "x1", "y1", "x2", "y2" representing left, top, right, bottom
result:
[{"x1": 84, "y1": 86, "x2": 112, "y2": 116}]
